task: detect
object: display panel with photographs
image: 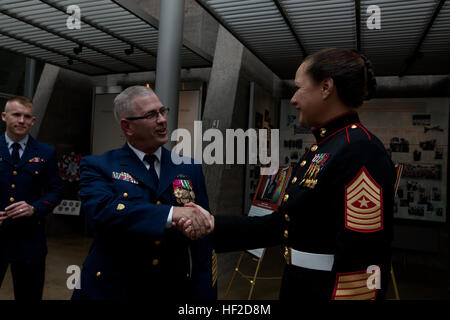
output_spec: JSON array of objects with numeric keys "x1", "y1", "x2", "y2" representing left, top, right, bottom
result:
[
  {"x1": 244, "y1": 83, "x2": 280, "y2": 213},
  {"x1": 279, "y1": 100, "x2": 314, "y2": 168},
  {"x1": 359, "y1": 98, "x2": 449, "y2": 223},
  {"x1": 279, "y1": 98, "x2": 449, "y2": 222}
]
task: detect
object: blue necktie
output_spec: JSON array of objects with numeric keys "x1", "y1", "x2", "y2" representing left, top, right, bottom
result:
[
  {"x1": 143, "y1": 154, "x2": 159, "y2": 187},
  {"x1": 11, "y1": 143, "x2": 21, "y2": 165}
]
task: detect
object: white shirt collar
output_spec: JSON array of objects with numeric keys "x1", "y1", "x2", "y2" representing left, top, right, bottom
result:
[
  {"x1": 127, "y1": 142, "x2": 161, "y2": 163},
  {"x1": 5, "y1": 133, "x2": 29, "y2": 150}
]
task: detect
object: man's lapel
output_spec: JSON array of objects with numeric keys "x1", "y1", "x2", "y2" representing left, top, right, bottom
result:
[
  {"x1": 0, "y1": 134, "x2": 13, "y2": 166},
  {"x1": 18, "y1": 135, "x2": 38, "y2": 167},
  {"x1": 117, "y1": 143, "x2": 157, "y2": 191},
  {"x1": 157, "y1": 147, "x2": 178, "y2": 198}
]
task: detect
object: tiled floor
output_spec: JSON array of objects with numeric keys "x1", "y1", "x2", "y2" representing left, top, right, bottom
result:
[{"x1": 0, "y1": 235, "x2": 449, "y2": 300}]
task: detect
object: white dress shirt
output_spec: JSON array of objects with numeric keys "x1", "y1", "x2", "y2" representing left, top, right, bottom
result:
[
  {"x1": 5, "y1": 133, "x2": 29, "y2": 158},
  {"x1": 127, "y1": 142, "x2": 173, "y2": 228}
]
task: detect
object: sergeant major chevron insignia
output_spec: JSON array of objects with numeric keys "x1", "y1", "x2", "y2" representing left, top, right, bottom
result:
[{"x1": 345, "y1": 167, "x2": 383, "y2": 233}]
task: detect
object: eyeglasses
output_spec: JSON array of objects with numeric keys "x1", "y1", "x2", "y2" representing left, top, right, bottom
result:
[{"x1": 125, "y1": 107, "x2": 170, "y2": 121}]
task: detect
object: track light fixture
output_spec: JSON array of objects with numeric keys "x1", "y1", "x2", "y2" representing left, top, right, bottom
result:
[
  {"x1": 73, "y1": 44, "x2": 83, "y2": 55},
  {"x1": 125, "y1": 45, "x2": 134, "y2": 55}
]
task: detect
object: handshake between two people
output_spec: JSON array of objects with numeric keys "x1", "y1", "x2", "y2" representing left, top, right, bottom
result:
[{"x1": 172, "y1": 203, "x2": 214, "y2": 240}]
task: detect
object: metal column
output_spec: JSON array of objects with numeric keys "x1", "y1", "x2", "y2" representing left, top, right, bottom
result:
[
  {"x1": 24, "y1": 57, "x2": 36, "y2": 99},
  {"x1": 155, "y1": 0, "x2": 185, "y2": 148}
]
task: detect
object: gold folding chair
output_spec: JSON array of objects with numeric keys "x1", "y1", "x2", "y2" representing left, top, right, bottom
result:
[
  {"x1": 224, "y1": 250, "x2": 281, "y2": 300},
  {"x1": 390, "y1": 163, "x2": 403, "y2": 300}
]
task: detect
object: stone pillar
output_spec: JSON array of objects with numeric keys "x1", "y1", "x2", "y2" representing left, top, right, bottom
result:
[
  {"x1": 155, "y1": 0, "x2": 185, "y2": 149},
  {"x1": 30, "y1": 64, "x2": 60, "y2": 138},
  {"x1": 24, "y1": 58, "x2": 36, "y2": 99},
  {"x1": 202, "y1": 26, "x2": 244, "y2": 215}
]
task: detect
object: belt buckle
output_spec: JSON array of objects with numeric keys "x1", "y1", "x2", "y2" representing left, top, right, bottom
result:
[{"x1": 283, "y1": 247, "x2": 292, "y2": 264}]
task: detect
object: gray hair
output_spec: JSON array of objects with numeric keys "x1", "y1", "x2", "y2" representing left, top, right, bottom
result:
[{"x1": 113, "y1": 85, "x2": 156, "y2": 122}]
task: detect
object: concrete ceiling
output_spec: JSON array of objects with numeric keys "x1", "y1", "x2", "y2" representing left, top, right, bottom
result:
[
  {"x1": 1, "y1": 0, "x2": 449, "y2": 80},
  {"x1": 0, "y1": 0, "x2": 212, "y2": 75},
  {"x1": 196, "y1": 0, "x2": 450, "y2": 79}
]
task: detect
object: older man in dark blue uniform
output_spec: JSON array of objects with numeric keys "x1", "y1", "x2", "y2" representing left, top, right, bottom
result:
[
  {"x1": 0, "y1": 96, "x2": 62, "y2": 300},
  {"x1": 72, "y1": 86, "x2": 217, "y2": 300}
]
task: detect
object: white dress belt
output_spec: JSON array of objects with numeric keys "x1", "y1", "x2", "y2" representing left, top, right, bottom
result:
[{"x1": 284, "y1": 247, "x2": 334, "y2": 272}]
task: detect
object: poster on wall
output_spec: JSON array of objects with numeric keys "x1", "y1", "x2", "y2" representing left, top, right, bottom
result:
[
  {"x1": 246, "y1": 166, "x2": 292, "y2": 258},
  {"x1": 359, "y1": 98, "x2": 449, "y2": 223}
]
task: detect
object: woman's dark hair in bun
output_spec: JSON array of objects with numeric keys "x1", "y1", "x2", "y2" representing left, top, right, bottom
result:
[{"x1": 304, "y1": 48, "x2": 377, "y2": 108}]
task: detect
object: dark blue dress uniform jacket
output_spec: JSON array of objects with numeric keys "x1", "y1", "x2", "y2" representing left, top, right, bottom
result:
[
  {"x1": 72, "y1": 144, "x2": 217, "y2": 301},
  {"x1": 0, "y1": 135, "x2": 62, "y2": 264},
  {"x1": 214, "y1": 112, "x2": 396, "y2": 300}
]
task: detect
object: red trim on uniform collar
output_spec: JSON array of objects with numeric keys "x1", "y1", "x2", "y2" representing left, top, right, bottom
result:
[
  {"x1": 312, "y1": 111, "x2": 358, "y2": 132},
  {"x1": 312, "y1": 111, "x2": 360, "y2": 143}
]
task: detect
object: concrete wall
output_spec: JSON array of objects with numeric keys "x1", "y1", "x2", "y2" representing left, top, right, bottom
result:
[
  {"x1": 90, "y1": 68, "x2": 211, "y2": 88},
  {"x1": 37, "y1": 68, "x2": 94, "y2": 236},
  {"x1": 134, "y1": 0, "x2": 218, "y2": 58},
  {"x1": 283, "y1": 75, "x2": 450, "y2": 99},
  {"x1": 377, "y1": 75, "x2": 450, "y2": 98},
  {"x1": 201, "y1": 26, "x2": 284, "y2": 217}
]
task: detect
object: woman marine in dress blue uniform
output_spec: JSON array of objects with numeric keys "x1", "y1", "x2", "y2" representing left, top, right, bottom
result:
[{"x1": 211, "y1": 48, "x2": 396, "y2": 300}]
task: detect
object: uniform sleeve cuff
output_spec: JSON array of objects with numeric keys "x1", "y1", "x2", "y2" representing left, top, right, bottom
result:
[{"x1": 166, "y1": 206, "x2": 173, "y2": 228}]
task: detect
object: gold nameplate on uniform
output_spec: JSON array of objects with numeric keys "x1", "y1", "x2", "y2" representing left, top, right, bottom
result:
[{"x1": 173, "y1": 179, "x2": 195, "y2": 205}]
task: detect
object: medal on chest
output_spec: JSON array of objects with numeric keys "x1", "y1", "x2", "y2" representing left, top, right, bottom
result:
[
  {"x1": 299, "y1": 153, "x2": 330, "y2": 189},
  {"x1": 173, "y1": 179, "x2": 196, "y2": 204}
]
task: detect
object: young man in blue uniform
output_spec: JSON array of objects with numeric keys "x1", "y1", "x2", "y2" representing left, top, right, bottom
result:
[
  {"x1": 177, "y1": 48, "x2": 396, "y2": 301},
  {"x1": 72, "y1": 86, "x2": 216, "y2": 300},
  {"x1": 0, "y1": 96, "x2": 62, "y2": 300}
]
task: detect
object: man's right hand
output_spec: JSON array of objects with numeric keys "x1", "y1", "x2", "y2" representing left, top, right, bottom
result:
[{"x1": 172, "y1": 204, "x2": 213, "y2": 240}]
